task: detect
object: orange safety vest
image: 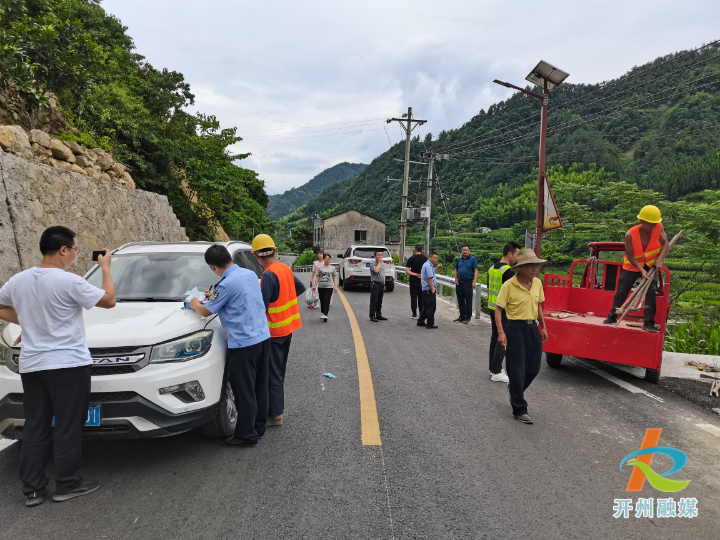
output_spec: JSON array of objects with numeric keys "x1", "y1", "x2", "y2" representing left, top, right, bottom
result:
[
  {"x1": 264, "y1": 262, "x2": 302, "y2": 337},
  {"x1": 623, "y1": 224, "x2": 661, "y2": 272}
]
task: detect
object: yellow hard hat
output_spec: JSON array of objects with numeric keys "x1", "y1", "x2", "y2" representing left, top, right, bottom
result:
[
  {"x1": 251, "y1": 233, "x2": 276, "y2": 253},
  {"x1": 637, "y1": 205, "x2": 662, "y2": 224}
]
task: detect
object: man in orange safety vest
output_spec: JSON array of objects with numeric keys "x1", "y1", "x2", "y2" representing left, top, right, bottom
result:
[
  {"x1": 603, "y1": 205, "x2": 669, "y2": 333},
  {"x1": 253, "y1": 234, "x2": 306, "y2": 427}
]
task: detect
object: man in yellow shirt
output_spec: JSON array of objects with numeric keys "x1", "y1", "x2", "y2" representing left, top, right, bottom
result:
[{"x1": 495, "y1": 249, "x2": 549, "y2": 424}]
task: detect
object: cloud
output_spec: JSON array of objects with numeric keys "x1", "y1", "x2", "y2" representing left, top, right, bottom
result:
[{"x1": 104, "y1": 0, "x2": 720, "y2": 194}]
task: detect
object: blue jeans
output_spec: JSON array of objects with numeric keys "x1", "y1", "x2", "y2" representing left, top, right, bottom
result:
[{"x1": 456, "y1": 281, "x2": 473, "y2": 319}]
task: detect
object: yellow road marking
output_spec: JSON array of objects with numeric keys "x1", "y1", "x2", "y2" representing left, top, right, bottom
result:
[{"x1": 336, "y1": 290, "x2": 382, "y2": 446}]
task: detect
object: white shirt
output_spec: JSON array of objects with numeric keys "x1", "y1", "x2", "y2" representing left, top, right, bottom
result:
[{"x1": 0, "y1": 267, "x2": 105, "y2": 373}]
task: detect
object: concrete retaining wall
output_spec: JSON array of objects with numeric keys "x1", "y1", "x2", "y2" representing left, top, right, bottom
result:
[{"x1": 0, "y1": 151, "x2": 187, "y2": 283}]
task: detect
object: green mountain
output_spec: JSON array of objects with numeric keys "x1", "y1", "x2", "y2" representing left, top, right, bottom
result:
[
  {"x1": 286, "y1": 43, "x2": 720, "y2": 234},
  {"x1": 268, "y1": 162, "x2": 366, "y2": 218}
]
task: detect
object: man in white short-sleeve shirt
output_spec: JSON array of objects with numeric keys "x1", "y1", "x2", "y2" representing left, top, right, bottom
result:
[{"x1": 0, "y1": 226, "x2": 116, "y2": 507}]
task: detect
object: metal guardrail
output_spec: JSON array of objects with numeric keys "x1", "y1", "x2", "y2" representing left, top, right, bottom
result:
[
  {"x1": 293, "y1": 263, "x2": 340, "y2": 272},
  {"x1": 395, "y1": 268, "x2": 488, "y2": 320}
]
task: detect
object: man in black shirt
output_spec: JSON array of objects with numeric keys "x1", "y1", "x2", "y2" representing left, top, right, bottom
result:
[{"x1": 405, "y1": 244, "x2": 427, "y2": 319}]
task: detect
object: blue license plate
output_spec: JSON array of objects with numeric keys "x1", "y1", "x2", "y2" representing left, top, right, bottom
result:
[
  {"x1": 366, "y1": 263, "x2": 370, "y2": 267},
  {"x1": 51, "y1": 406, "x2": 101, "y2": 427}
]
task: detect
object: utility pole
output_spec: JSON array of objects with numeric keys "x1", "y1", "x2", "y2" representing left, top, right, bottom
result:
[
  {"x1": 425, "y1": 157, "x2": 433, "y2": 256},
  {"x1": 387, "y1": 108, "x2": 426, "y2": 264},
  {"x1": 493, "y1": 61, "x2": 569, "y2": 257}
]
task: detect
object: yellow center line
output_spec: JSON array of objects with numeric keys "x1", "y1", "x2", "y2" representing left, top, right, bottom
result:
[{"x1": 336, "y1": 289, "x2": 382, "y2": 446}]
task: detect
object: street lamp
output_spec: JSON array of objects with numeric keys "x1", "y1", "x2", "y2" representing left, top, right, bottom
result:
[{"x1": 494, "y1": 60, "x2": 569, "y2": 256}]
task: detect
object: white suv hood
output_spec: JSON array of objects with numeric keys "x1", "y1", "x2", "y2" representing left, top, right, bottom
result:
[{"x1": 83, "y1": 302, "x2": 211, "y2": 348}]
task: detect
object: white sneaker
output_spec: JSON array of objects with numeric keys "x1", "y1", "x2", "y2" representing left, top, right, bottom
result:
[
  {"x1": 491, "y1": 370, "x2": 510, "y2": 383},
  {"x1": 320, "y1": 314, "x2": 327, "y2": 320},
  {"x1": 411, "y1": 315, "x2": 419, "y2": 320}
]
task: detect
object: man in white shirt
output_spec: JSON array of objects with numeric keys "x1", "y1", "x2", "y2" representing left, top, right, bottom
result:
[{"x1": 0, "y1": 226, "x2": 116, "y2": 507}]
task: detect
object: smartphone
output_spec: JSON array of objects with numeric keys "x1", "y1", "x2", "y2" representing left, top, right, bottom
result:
[{"x1": 92, "y1": 250, "x2": 105, "y2": 262}]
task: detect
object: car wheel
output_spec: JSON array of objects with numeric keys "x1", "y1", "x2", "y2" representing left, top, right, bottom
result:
[
  {"x1": 201, "y1": 369, "x2": 237, "y2": 438},
  {"x1": 385, "y1": 282, "x2": 394, "y2": 292},
  {"x1": 343, "y1": 274, "x2": 351, "y2": 291},
  {"x1": 339, "y1": 269, "x2": 344, "y2": 286},
  {"x1": 545, "y1": 353, "x2": 563, "y2": 368}
]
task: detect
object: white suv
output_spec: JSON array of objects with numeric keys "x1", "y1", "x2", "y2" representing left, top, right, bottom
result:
[
  {"x1": 0, "y1": 241, "x2": 264, "y2": 440},
  {"x1": 337, "y1": 245, "x2": 395, "y2": 292}
]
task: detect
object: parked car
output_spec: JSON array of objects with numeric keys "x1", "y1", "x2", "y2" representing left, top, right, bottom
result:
[
  {"x1": 0, "y1": 241, "x2": 265, "y2": 440},
  {"x1": 336, "y1": 245, "x2": 395, "y2": 292}
]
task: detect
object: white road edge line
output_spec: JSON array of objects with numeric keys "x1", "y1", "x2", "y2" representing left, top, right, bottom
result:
[
  {"x1": 0, "y1": 437, "x2": 18, "y2": 452},
  {"x1": 696, "y1": 423, "x2": 720, "y2": 439},
  {"x1": 588, "y1": 368, "x2": 664, "y2": 402}
]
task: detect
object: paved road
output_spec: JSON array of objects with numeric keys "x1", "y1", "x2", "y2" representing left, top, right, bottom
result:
[{"x1": 1, "y1": 274, "x2": 719, "y2": 539}]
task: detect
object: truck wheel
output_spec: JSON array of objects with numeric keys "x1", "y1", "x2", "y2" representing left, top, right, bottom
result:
[
  {"x1": 385, "y1": 282, "x2": 394, "y2": 292},
  {"x1": 546, "y1": 353, "x2": 563, "y2": 368},
  {"x1": 644, "y1": 369, "x2": 660, "y2": 384},
  {"x1": 201, "y1": 370, "x2": 237, "y2": 438}
]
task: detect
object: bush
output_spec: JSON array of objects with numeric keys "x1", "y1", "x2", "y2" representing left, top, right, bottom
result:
[
  {"x1": 294, "y1": 249, "x2": 316, "y2": 267},
  {"x1": 665, "y1": 311, "x2": 720, "y2": 354}
]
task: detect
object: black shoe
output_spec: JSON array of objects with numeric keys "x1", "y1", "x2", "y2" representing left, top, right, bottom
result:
[
  {"x1": 417, "y1": 322, "x2": 426, "y2": 327},
  {"x1": 426, "y1": 325, "x2": 438, "y2": 329},
  {"x1": 221, "y1": 437, "x2": 258, "y2": 448},
  {"x1": 643, "y1": 323, "x2": 659, "y2": 333},
  {"x1": 603, "y1": 316, "x2": 617, "y2": 325},
  {"x1": 453, "y1": 317, "x2": 463, "y2": 323},
  {"x1": 25, "y1": 491, "x2": 44, "y2": 507},
  {"x1": 52, "y1": 481, "x2": 101, "y2": 502},
  {"x1": 513, "y1": 414, "x2": 533, "y2": 424},
  {"x1": 376, "y1": 316, "x2": 387, "y2": 321},
  {"x1": 370, "y1": 318, "x2": 378, "y2": 322}
]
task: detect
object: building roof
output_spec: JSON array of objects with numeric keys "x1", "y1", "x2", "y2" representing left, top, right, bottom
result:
[{"x1": 323, "y1": 208, "x2": 387, "y2": 225}]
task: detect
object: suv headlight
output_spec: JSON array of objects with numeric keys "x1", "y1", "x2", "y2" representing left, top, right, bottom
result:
[{"x1": 150, "y1": 330, "x2": 214, "y2": 363}]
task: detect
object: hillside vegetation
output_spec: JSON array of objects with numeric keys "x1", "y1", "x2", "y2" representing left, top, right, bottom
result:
[
  {"x1": 0, "y1": 0, "x2": 272, "y2": 240},
  {"x1": 268, "y1": 162, "x2": 366, "y2": 218}
]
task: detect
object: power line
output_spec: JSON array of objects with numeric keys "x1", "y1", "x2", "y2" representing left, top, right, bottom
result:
[
  {"x1": 241, "y1": 127, "x2": 387, "y2": 140},
  {"x1": 235, "y1": 116, "x2": 390, "y2": 130}
]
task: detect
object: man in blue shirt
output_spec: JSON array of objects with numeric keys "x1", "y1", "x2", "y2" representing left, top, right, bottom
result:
[
  {"x1": 454, "y1": 243, "x2": 478, "y2": 323},
  {"x1": 190, "y1": 245, "x2": 271, "y2": 448},
  {"x1": 417, "y1": 251, "x2": 439, "y2": 329}
]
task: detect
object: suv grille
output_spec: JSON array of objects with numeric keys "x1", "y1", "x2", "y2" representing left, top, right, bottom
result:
[
  {"x1": 91, "y1": 365, "x2": 136, "y2": 376},
  {"x1": 89, "y1": 346, "x2": 141, "y2": 356},
  {"x1": 8, "y1": 391, "x2": 138, "y2": 403}
]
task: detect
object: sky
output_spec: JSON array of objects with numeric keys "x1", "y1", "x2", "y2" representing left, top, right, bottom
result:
[{"x1": 103, "y1": 0, "x2": 720, "y2": 195}]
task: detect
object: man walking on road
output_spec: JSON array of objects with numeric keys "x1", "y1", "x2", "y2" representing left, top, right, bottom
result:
[
  {"x1": 417, "y1": 251, "x2": 439, "y2": 329},
  {"x1": 405, "y1": 244, "x2": 427, "y2": 320},
  {"x1": 603, "y1": 205, "x2": 669, "y2": 333},
  {"x1": 369, "y1": 249, "x2": 387, "y2": 322},
  {"x1": 252, "y1": 234, "x2": 306, "y2": 427},
  {"x1": 0, "y1": 226, "x2": 116, "y2": 507},
  {"x1": 454, "y1": 244, "x2": 478, "y2": 324},
  {"x1": 487, "y1": 241, "x2": 521, "y2": 383},
  {"x1": 495, "y1": 249, "x2": 549, "y2": 424},
  {"x1": 190, "y1": 245, "x2": 271, "y2": 447}
]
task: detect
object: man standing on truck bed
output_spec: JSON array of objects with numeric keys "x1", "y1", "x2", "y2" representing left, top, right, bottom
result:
[{"x1": 603, "y1": 205, "x2": 669, "y2": 333}]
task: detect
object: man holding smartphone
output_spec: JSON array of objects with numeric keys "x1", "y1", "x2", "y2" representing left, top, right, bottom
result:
[{"x1": 0, "y1": 226, "x2": 116, "y2": 507}]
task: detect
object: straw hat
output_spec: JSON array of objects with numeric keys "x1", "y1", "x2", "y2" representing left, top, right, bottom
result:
[{"x1": 511, "y1": 249, "x2": 548, "y2": 270}]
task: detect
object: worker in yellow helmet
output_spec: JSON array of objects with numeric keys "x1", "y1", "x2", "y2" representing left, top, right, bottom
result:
[
  {"x1": 252, "y1": 234, "x2": 306, "y2": 427},
  {"x1": 604, "y1": 205, "x2": 669, "y2": 332}
]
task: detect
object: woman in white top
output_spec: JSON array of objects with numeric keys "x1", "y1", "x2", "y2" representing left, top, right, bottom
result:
[
  {"x1": 311, "y1": 251, "x2": 324, "y2": 285},
  {"x1": 312, "y1": 253, "x2": 338, "y2": 321}
]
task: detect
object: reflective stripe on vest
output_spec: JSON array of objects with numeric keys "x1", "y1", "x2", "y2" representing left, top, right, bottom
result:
[
  {"x1": 623, "y1": 224, "x2": 661, "y2": 272},
  {"x1": 265, "y1": 262, "x2": 302, "y2": 337},
  {"x1": 487, "y1": 264, "x2": 511, "y2": 310}
]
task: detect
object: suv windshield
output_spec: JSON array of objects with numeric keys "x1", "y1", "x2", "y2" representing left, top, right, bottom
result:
[
  {"x1": 86, "y1": 251, "x2": 260, "y2": 301},
  {"x1": 353, "y1": 248, "x2": 390, "y2": 259}
]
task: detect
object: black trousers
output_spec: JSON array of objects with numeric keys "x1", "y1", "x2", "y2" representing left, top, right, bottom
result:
[
  {"x1": 19, "y1": 365, "x2": 91, "y2": 495},
  {"x1": 227, "y1": 338, "x2": 270, "y2": 442},
  {"x1": 505, "y1": 321, "x2": 543, "y2": 416},
  {"x1": 409, "y1": 280, "x2": 423, "y2": 317},
  {"x1": 318, "y1": 287, "x2": 333, "y2": 316},
  {"x1": 418, "y1": 290, "x2": 436, "y2": 326},
  {"x1": 268, "y1": 334, "x2": 292, "y2": 418},
  {"x1": 369, "y1": 282, "x2": 384, "y2": 319},
  {"x1": 489, "y1": 310, "x2": 508, "y2": 374},
  {"x1": 456, "y1": 281, "x2": 473, "y2": 319},
  {"x1": 609, "y1": 267, "x2": 658, "y2": 324}
]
